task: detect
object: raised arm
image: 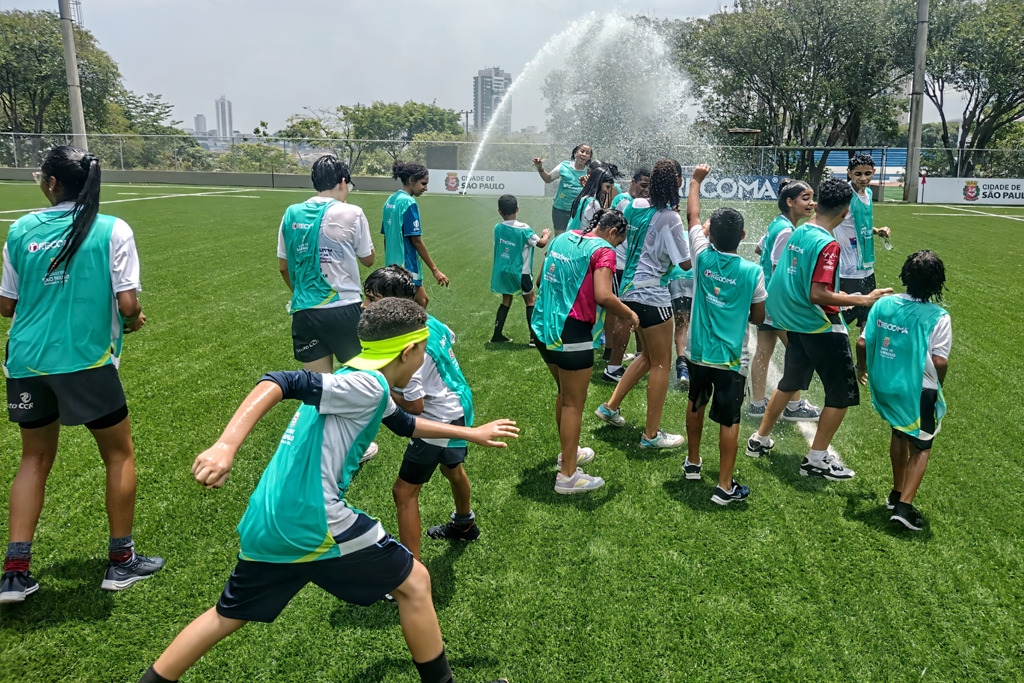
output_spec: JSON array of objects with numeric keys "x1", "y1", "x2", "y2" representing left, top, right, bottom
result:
[
  {"x1": 532, "y1": 158, "x2": 557, "y2": 184},
  {"x1": 687, "y1": 163, "x2": 710, "y2": 227}
]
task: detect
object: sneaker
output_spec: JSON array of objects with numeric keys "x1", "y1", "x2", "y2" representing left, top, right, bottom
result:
[
  {"x1": 886, "y1": 490, "x2": 901, "y2": 511},
  {"x1": 554, "y1": 469, "x2": 605, "y2": 494},
  {"x1": 528, "y1": 340, "x2": 537, "y2": 349},
  {"x1": 781, "y1": 399, "x2": 821, "y2": 422},
  {"x1": 747, "y1": 401, "x2": 767, "y2": 418},
  {"x1": 359, "y1": 442, "x2": 379, "y2": 465},
  {"x1": 594, "y1": 403, "x2": 625, "y2": 427},
  {"x1": 711, "y1": 480, "x2": 750, "y2": 506},
  {"x1": 557, "y1": 446, "x2": 595, "y2": 468},
  {"x1": 490, "y1": 334, "x2": 512, "y2": 343},
  {"x1": 682, "y1": 458, "x2": 702, "y2": 480},
  {"x1": 640, "y1": 430, "x2": 684, "y2": 449},
  {"x1": 676, "y1": 361, "x2": 689, "y2": 386},
  {"x1": 0, "y1": 570, "x2": 39, "y2": 604},
  {"x1": 426, "y1": 518, "x2": 480, "y2": 542},
  {"x1": 602, "y1": 366, "x2": 624, "y2": 383},
  {"x1": 745, "y1": 433, "x2": 773, "y2": 458},
  {"x1": 890, "y1": 502, "x2": 925, "y2": 531},
  {"x1": 100, "y1": 554, "x2": 165, "y2": 591},
  {"x1": 799, "y1": 452, "x2": 855, "y2": 480}
]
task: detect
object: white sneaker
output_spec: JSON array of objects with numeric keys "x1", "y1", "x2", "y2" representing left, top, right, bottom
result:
[
  {"x1": 640, "y1": 430, "x2": 684, "y2": 449},
  {"x1": 557, "y1": 447, "x2": 595, "y2": 468},
  {"x1": 554, "y1": 469, "x2": 605, "y2": 494},
  {"x1": 359, "y1": 442, "x2": 379, "y2": 465},
  {"x1": 594, "y1": 403, "x2": 626, "y2": 427}
]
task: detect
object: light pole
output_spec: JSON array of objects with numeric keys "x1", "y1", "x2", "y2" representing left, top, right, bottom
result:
[
  {"x1": 904, "y1": 0, "x2": 930, "y2": 202},
  {"x1": 58, "y1": 0, "x2": 88, "y2": 151}
]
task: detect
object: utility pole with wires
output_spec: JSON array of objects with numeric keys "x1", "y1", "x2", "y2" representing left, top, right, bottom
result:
[
  {"x1": 58, "y1": 0, "x2": 88, "y2": 151},
  {"x1": 904, "y1": 0, "x2": 930, "y2": 202}
]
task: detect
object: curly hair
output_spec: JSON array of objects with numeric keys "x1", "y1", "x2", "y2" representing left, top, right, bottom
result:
[
  {"x1": 815, "y1": 177, "x2": 853, "y2": 215},
  {"x1": 848, "y1": 153, "x2": 875, "y2": 171},
  {"x1": 357, "y1": 298, "x2": 427, "y2": 342},
  {"x1": 649, "y1": 158, "x2": 681, "y2": 210},
  {"x1": 392, "y1": 160, "x2": 428, "y2": 184},
  {"x1": 582, "y1": 208, "x2": 628, "y2": 237},
  {"x1": 900, "y1": 250, "x2": 946, "y2": 303}
]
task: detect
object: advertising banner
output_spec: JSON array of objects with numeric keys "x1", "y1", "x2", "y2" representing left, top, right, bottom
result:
[
  {"x1": 427, "y1": 169, "x2": 545, "y2": 196},
  {"x1": 681, "y1": 175, "x2": 783, "y2": 202},
  {"x1": 921, "y1": 177, "x2": 1024, "y2": 205}
]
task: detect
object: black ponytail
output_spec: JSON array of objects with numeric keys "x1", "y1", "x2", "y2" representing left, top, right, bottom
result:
[
  {"x1": 41, "y1": 146, "x2": 101, "y2": 277},
  {"x1": 585, "y1": 208, "x2": 627, "y2": 237},
  {"x1": 392, "y1": 160, "x2": 428, "y2": 185}
]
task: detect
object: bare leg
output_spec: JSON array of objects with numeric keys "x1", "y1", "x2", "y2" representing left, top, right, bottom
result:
[
  {"x1": 756, "y1": 388, "x2": 797, "y2": 437},
  {"x1": 606, "y1": 349, "x2": 650, "y2": 411},
  {"x1": 152, "y1": 607, "x2": 248, "y2": 681},
  {"x1": 889, "y1": 431, "x2": 908, "y2": 493},
  {"x1": 90, "y1": 417, "x2": 140, "y2": 539},
  {"x1": 674, "y1": 310, "x2": 689, "y2": 360},
  {"x1": 718, "y1": 423, "x2": 740, "y2": 490},
  {"x1": 501, "y1": 293, "x2": 514, "y2": 307},
  {"x1": 545, "y1": 363, "x2": 562, "y2": 431},
  {"x1": 414, "y1": 286, "x2": 429, "y2": 309},
  {"x1": 556, "y1": 367, "x2": 592, "y2": 477},
  {"x1": 639, "y1": 320, "x2": 674, "y2": 440},
  {"x1": 7, "y1": 421, "x2": 60, "y2": 542},
  {"x1": 606, "y1": 314, "x2": 630, "y2": 365},
  {"x1": 392, "y1": 478, "x2": 425, "y2": 560},
  {"x1": 437, "y1": 464, "x2": 471, "y2": 515},
  {"x1": 685, "y1": 401, "x2": 704, "y2": 466},
  {"x1": 302, "y1": 356, "x2": 334, "y2": 374},
  {"x1": 750, "y1": 329, "x2": 778, "y2": 403},
  {"x1": 391, "y1": 561, "x2": 445, "y2": 663},
  {"x1": 809, "y1": 407, "x2": 846, "y2": 452},
  {"x1": 900, "y1": 444, "x2": 931, "y2": 504}
]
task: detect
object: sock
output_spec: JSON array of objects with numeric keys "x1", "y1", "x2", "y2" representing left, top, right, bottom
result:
[
  {"x1": 492, "y1": 304, "x2": 510, "y2": 339},
  {"x1": 787, "y1": 399, "x2": 802, "y2": 411},
  {"x1": 753, "y1": 432, "x2": 771, "y2": 445},
  {"x1": 109, "y1": 534, "x2": 135, "y2": 565},
  {"x1": 4, "y1": 541, "x2": 32, "y2": 573},
  {"x1": 808, "y1": 448, "x2": 828, "y2": 463},
  {"x1": 525, "y1": 304, "x2": 534, "y2": 335},
  {"x1": 751, "y1": 398, "x2": 767, "y2": 407},
  {"x1": 606, "y1": 364, "x2": 622, "y2": 373},
  {"x1": 452, "y1": 510, "x2": 475, "y2": 526},
  {"x1": 138, "y1": 665, "x2": 176, "y2": 683},
  {"x1": 414, "y1": 649, "x2": 454, "y2": 683}
]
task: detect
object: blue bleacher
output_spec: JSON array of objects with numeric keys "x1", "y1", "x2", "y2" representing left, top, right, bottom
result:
[{"x1": 812, "y1": 149, "x2": 907, "y2": 168}]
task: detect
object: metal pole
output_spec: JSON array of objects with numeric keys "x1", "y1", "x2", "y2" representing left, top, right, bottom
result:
[
  {"x1": 58, "y1": 0, "x2": 88, "y2": 151},
  {"x1": 119, "y1": 136, "x2": 124, "y2": 170},
  {"x1": 879, "y1": 147, "x2": 887, "y2": 201},
  {"x1": 903, "y1": 0, "x2": 929, "y2": 202},
  {"x1": 12, "y1": 133, "x2": 18, "y2": 168}
]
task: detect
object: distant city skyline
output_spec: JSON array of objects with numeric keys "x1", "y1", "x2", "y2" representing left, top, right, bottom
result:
[{"x1": 474, "y1": 67, "x2": 512, "y2": 134}]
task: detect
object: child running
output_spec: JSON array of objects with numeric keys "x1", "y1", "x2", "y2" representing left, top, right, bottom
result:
[
  {"x1": 382, "y1": 161, "x2": 449, "y2": 308},
  {"x1": 746, "y1": 178, "x2": 892, "y2": 478},
  {"x1": 748, "y1": 178, "x2": 821, "y2": 422},
  {"x1": 362, "y1": 266, "x2": 481, "y2": 559},
  {"x1": 681, "y1": 165, "x2": 767, "y2": 505},
  {"x1": 857, "y1": 250, "x2": 950, "y2": 531},
  {"x1": 532, "y1": 209, "x2": 638, "y2": 494},
  {"x1": 137, "y1": 298, "x2": 517, "y2": 683},
  {"x1": 490, "y1": 194, "x2": 551, "y2": 344},
  {"x1": 835, "y1": 153, "x2": 892, "y2": 328},
  {"x1": 596, "y1": 159, "x2": 692, "y2": 449}
]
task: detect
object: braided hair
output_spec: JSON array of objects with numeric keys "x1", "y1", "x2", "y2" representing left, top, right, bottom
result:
[
  {"x1": 40, "y1": 146, "x2": 101, "y2": 277},
  {"x1": 581, "y1": 208, "x2": 628, "y2": 238},
  {"x1": 649, "y1": 158, "x2": 681, "y2": 210}
]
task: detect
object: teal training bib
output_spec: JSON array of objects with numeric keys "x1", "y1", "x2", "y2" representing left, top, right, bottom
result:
[
  {"x1": 689, "y1": 249, "x2": 761, "y2": 371},
  {"x1": 281, "y1": 200, "x2": 340, "y2": 312},
  {"x1": 759, "y1": 214, "x2": 795, "y2": 287},
  {"x1": 382, "y1": 191, "x2": 419, "y2": 276},
  {"x1": 426, "y1": 315, "x2": 474, "y2": 447},
  {"x1": 531, "y1": 231, "x2": 611, "y2": 349},
  {"x1": 766, "y1": 224, "x2": 845, "y2": 334},
  {"x1": 619, "y1": 202, "x2": 657, "y2": 294},
  {"x1": 491, "y1": 222, "x2": 535, "y2": 295},
  {"x1": 849, "y1": 185, "x2": 875, "y2": 270}
]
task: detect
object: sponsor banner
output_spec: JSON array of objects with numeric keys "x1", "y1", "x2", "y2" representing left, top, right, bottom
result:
[
  {"x1": 681, "y1": 175, "x2": 783, "y2": 202},
  {"x1": 427, "y1": 169, "x2": 545, "y2": 196},
  {"x1": 921, "y1": 177, "x2": 1024, "y2": 205}
]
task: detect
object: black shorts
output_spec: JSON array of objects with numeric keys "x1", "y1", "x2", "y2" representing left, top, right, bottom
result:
[
  {"x1": 625, "y1": 300, "x2": 673, "y2": 329},
  {"x1": 521, "y1": 274, "x2": 535, "y2": 295},
  {"x1": 399, "y1": 417, "x2": 468, "y2": 485},
  {"x1": 7, "y1": 364, "x2": 127, "y2": 428},
  {"x1": 891, "y1": 389, "x2": 939, "y2": 450},
  {"x1": 672, "y1": 296, "x2": 693, "y2": 316},
  {"x1": 215, "y1": 534, "x2": 414, "y2": 622},
  {"x1": 291, "y1": 301, "x2": 362, "y2": 364},
  {"x1": 840, "y1": 273, "x2": 876, "y2": 327},
  {"x1": 552, "y1": 207, "x2": 571, "y2": 233},
  {"x1": 537, "y1": 317, "x2": 594, "y2": 371},
  {"x1": 777, "y1": 332, "x2": 860, "y2": 409},
  {"x1": 686, "y1": 360, "x2": 747, "y2": 426},
  {"x1": 614, "y1": 269, "x2": 623, "y2": 297},
  {"x1": 757, "y1": 322, "x2": 782, "y2": 332}
]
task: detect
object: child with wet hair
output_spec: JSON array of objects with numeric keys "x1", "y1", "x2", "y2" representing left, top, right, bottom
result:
[{"x1": 856, "y1": 250, "x2": 950, "y2": 531}]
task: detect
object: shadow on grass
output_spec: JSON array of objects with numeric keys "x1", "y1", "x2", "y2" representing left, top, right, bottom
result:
[
  {"x1": 339, "y1": 654, "x2": 500, "y2": 683},
  {"x1": 662, "y1": 475, "x2": 750, "y2": 513},
  {"x1": 514, "y1": 460, "x2": 622, "y2": 510},
  {"x1": 0, "y1": 558, "x2": 114, "y2": 630},
  {"x1": 483, "y1": 340, "x2": 534, "y2": 352},
  {"x1": 422, "y1": 542, "x2": 469, "y2": 610},
  {"x1": 840, "y1": 491, "x2": 935, "y2": 541},
  {"x1": 747, "y1": 434, "x2": 832, "y2": 494}
]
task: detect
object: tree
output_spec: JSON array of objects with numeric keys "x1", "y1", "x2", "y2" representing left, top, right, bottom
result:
[
  {"x1": 677, "y1": 0, "x2": 916, "y2": 184},
  {"x1": 925, "y1": 0, "x2": 1024, "y2": 176}
]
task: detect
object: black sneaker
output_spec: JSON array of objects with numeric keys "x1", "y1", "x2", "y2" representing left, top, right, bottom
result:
[
  {"x1": 602, "y1": 366, "x2": 624, "y2": 383},
  {"x1": 490, "y1": 334, "x2": 512, "y2": 343},
  {"x1": 745, "y1": 433, "x2": 774, "y2": 458},
  {"x1": 890, "y1": 502, "x2": 925, "y2": 531},
  {"x1": 711, "y1": 480, "x2": 750, "y2": 506},
  {"x1": 0, "y1": 570, "x2": 39, "y2": 604},
  {"x1": 101, "y1": 554, "x2": 166, "y2": 591},
  {"x1": 426, "y1": 519, "x2": 480, "y2": 542},
  {"x1": 886, "y1": 490, "x2": 901, "y2": 510},
  {"x1": 682, "y1": 458, "x2": 702, "y2": 480}
]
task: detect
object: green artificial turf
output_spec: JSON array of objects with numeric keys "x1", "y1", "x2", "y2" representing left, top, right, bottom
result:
[{"x1": 0, "y1": 180, "x2": 1021, "y2": 682}]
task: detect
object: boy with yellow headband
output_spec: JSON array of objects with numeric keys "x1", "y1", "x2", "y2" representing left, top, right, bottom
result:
[{"x1": 137, "y1": 298, "x2": 517, "y2": 683}]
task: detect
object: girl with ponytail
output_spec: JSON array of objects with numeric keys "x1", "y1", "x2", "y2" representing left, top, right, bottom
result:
[{"x1": 0, "y1": 146, "x2": 164, "y2": 604}]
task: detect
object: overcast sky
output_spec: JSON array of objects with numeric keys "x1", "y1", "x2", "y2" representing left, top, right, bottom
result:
[{"x1": 4, "y1": 0, "x2": 957, "y2": 135}]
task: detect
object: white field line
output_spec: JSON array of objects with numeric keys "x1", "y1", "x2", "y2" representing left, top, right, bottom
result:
[
  {"x1": 0, "y1": 188, "x2": 253, "y2": 215},
  {"x1": 929, "y1": 204, "x2": 1024, "y2": 222},
  {"x1": 912, "y1": 213, "x2": 994, "y2": 217}
]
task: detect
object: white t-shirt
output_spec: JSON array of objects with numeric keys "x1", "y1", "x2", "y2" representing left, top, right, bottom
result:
[
  {"x1": 277, "y1": 196, "x2": 373, "y2": 307},
  {"x1": 501, "y1": 219, "x2": 541, "y2": 275},
  {"x1": 835, "y1": 191, "x2": 873, "y2": 279},
  {"x1": 398, "y1": 354, "x2": 464, "y2": 447},
  {"x1": 1, "y1": 202, "x2": 141, "y2": 299},
  {"x1": 621, "y1": 205, "x2": 690, "y2": 307},
  {"x1": 859, "y1": 293, "x2": 952, "y2": 390},
  {"x1": 612, "y1": 195, "x2": 631, "y2": 270}
]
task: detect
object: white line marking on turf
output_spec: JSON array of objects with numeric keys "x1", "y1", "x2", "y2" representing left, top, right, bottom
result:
[
  {"x1": 0, "y1": 188, "x2": 254, "y2": 215},
  {"x1": 917, "y1": 205, "x2": 1024, "y2": 222}
]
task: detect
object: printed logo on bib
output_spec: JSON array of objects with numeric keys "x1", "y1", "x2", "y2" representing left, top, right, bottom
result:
[
  {"x1": 27, "y1": 239, "x2": 66, "y2": 253},
  {"x1": 703, "y1": 270, "x2": 736, "y2": 286},
  {"x1": 291, "y1": 222, "x2": 313, "y2": 230},
  {"x1": 876, "y1": 320, "x2": 909, "y2": 334}
]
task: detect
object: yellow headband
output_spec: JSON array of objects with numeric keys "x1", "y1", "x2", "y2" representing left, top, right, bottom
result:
[{"x1": 344, "y1": 327, "x2": 429, "y2": 371}]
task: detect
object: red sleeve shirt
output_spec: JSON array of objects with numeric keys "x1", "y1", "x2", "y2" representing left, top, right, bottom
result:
[
  {"x1": 569, "y1": 236, "x2": 616, "y2": 323},
  {"x1": 811, "y1": 242, "x2": 840, "y2": 315}
]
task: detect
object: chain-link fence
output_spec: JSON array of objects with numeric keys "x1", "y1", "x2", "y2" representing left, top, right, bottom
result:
[{"x1": 1, "y1": 133, "x2": 1021, "y2": 181}]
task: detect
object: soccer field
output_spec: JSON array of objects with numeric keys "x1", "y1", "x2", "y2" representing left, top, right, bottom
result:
[{"x1": 0, "y1": 180, "x2": 1022, "y2": 682}]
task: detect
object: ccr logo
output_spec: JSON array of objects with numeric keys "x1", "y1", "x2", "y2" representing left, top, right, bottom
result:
[
  {"x1": 9, "y1": 391, "x2": 33, "y2": 410},
  {"x1": 20, "y1": 392, "x2": 31, "y2": 403}
]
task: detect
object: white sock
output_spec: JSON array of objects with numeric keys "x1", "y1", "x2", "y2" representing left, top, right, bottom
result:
[
  {"x1": 751, "y1": 398, "x2": 767, "y2": 407},
  {"x1": 787, "y1": 399, "x2": 802, "y2": 410},
  {"x1": 607, "y1": 364, "x2": 622, "y2": 373},
  {"x1": 754, "y1": 432, "x2": 771, "y2": 445},
  {"x1": 808, "y1": 448, "x2": 829, "y2": 462}
]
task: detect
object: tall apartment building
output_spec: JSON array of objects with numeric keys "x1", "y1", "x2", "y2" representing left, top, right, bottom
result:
[
  {"x1": 473, "y1": 67, "x2": 512, "y2": 134},
  {"x1": 215, "y1": 96, "x2": 233, "y2": 141},
  {"x1": 194, "y1": 114, "x2": 207, "y2": 136}
]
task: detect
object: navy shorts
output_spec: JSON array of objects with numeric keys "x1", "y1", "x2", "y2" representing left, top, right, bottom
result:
[
  {"x1": 777, "y1": 331, "x2": 860, "y2": 409},
  {"x1": 537, "y1": 317, "x2": 594, "y2": 371},
  {"x1": 215, "y1": 534, "x2": 414, "y2": 622},
  {"x1": 291, "y1": 301, "x2": 362, "y2": 364},
  {"x1": 7, "y1": 364, "x2": 127, "y2": 428},
  {"x1": 686, "y1": 360, "x2": 747, "y2": 426},
  {"x1": 399, "y1": 417, "x2": 468, "y2": 485}
]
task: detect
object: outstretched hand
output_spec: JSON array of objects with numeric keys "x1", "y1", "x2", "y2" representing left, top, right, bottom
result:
[
  {"x1": 470, "y1": 419, "x2": 520, "y2": 448},
  {"x1": 532, "y1": 157, "x2": 545, "y2": 167},
  {"x1": 192, "y1": 442, "x2": 236, "y2": 489},
  {"x1": 867, "y1": 287, "x2": 894, "y2": 303},
  {"x1": 691, "y1": 163, "x2": 711, "y2": 183}
]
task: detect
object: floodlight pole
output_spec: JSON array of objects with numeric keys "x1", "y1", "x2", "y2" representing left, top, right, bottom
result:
[
  {"x1": 58, "y1": 0, "x2": 88, "y2": 151},
  {"x1": 903, "y1": 0, "x2": 929, "y2": 202}
]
